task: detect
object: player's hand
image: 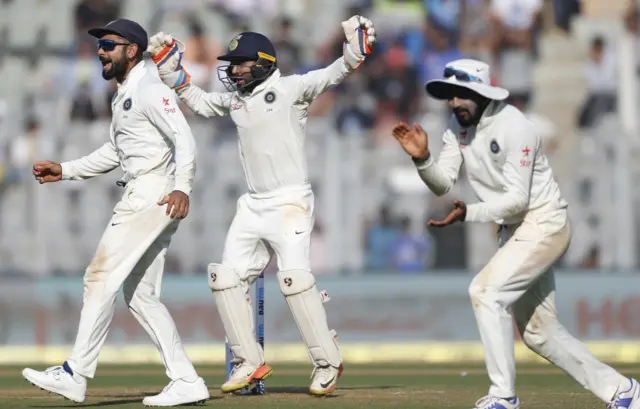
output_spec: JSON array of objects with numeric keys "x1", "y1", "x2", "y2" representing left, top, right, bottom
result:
[
  {"x1": 147, "y1": 32, "x2": 183, "y2": 73},
  {"x1": 158, "y1": 190, "x2": 190, "y2": 219},
  {"x1": 33, "y1": 161, "x2": 62, "y2": 184},
  {"x1": 428, "y1": 200, "x2": 467, "y2": 227},
  {"x1": 147, "y1": 32, "x2": 191, "y2": 89},
  {"x1": 341, "y1": 15, "x2": 375, "y2": 68},
  {"x1": 392, "y1": 122, "x2": 430, "y2": 160}
]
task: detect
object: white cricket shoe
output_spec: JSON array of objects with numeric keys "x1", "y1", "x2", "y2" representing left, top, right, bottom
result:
[
  {"x1": 221, "y1": 363, "x2": 272, "y2": 393},
  {"x1": 609, "y1": 378, "x2": 640, "y2": 409},
  {"x1": 22, "y1": 364, "x2": 86, "y2": 403},
  {"x1": 473, "y1": 395, "x2": 520, "y2": 409},
  {"x1": 143, "y1": 377, "x2": 210, "y2": 407},
  {"x1": 309, "y1": 364, "x2": 343, "y2": 396}
]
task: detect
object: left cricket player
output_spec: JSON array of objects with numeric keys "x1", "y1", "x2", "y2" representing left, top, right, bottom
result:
[
  {"x1": 391, "y1": 58, "x2": 640, "y2": 409},
  {"x1": 22, "y1": 19, "x2": 209, "y2": 407}
]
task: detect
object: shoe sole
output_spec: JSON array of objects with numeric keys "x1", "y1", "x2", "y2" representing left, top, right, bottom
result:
[
  {"x1": 221, "y1": 364, "x2": 273, "y2": 394},
  {"x1": 23, "y1": 376, "x2": 84, "y2": 403},
  {"x1": 309, "y1": 363, "x2": 344, "y2": 397},
  {"x1": 143, "y1": 398, "x2": 209, "y2": 407}
]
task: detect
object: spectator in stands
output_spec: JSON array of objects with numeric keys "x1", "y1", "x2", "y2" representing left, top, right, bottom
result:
[
  {"x1": 552, "y1": 0, "x2": 580, "y2": 33},
  {"x1": 70, "y1": 82, "x2": 98, "y2": 122},
  {"x1": 74, "y1": 0, "x2": 120, "y2": 36},
  {"x1": 391, "y1": 215, "x2": 433, "y2": 272},
  {"x1": 57, "y1": 39, "x2": 109, "y2": 117},
  {"x1": 459, "y1": 0, "x2": 493, "y2": 63},
  {"x1": 181, "y1": 16, "x2": 223, "y2": 90},
  {"x1": 9, "y1": 117, "x2": 55, "y2": 182},
  {"x1": 577, "y1": 36, "x2": 617, "y2": 129},
  {"x1": 425, "y1": 196, "x2": 467, "y2": 269},
  {"x1": 624, "y1": 3, "x2": 640, "y2": 75},
  {"x1": 369, "y1": 38, "x2": 421, "y2": 145},
  {"x1": 418, "y1": 3, "x2": 464, "y2": 85},
  {"x1": 272, "y1": 17, "x2": 301, "y2": 76},
  {"x1": 365, "y1": 204, "x2": 400, "y2": 271},
  {"x1": 489, "y1": 0, "x2": 543, "y2": 104},
  {"x1": 334, "y1": 75, "x2": 376, "y2": 139}
]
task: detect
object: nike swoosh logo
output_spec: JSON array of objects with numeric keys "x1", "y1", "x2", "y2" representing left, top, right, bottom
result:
[
  {"x1": 320, "y1": 376, "x2": 336, "y2": 389},
  {"x1": 111, "y1": 222, "x2": 122, "y2": 226},
  {"x1": 295, "y1": 230, "x2": 304, "y2": 235}
]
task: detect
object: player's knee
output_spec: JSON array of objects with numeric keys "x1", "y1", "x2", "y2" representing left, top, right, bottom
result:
[
  {"x1": 521, "y1": 326, "x2": 549, "y2": 353},
  {"x1": 519, "y1": 314, "x2": 558, "y2": 354},
  {"x1": 207, "y1": 263, "x2": 242, "y2": 291},
  {"x1": 468, "y1": 282, "x2": 509, "y2": 309},
  {"x1": 83, "y1": 266, "x2": 118, "y2": 300},
  {"x1": 468, "y1": 281, "x2": 491, "y2": 303},
  {"x1": 277, "y1": 269, "x2": 315, "y2": 296}
]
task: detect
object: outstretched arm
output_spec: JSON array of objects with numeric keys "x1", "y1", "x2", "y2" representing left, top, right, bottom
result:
[
  {"x1": 175, "y1": 84, "x2": 232, "y2": 118},
  {"x1": 147, "y1": 32, "x2": 232, "y2": 117},
  {"x1": 297, "y1": 15, "x2": 376, "y2": 102}
]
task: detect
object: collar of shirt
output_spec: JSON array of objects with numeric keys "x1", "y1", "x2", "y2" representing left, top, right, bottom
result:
[
  {"x1": 476, "y1": 100, "x2": 505, "y2": 131},
  {"x1": 117, "y1": 60, "x2": 147, "y2": 92},
  {"x1": 239, "y1": 69, "x2": 282, "y2": 99}
]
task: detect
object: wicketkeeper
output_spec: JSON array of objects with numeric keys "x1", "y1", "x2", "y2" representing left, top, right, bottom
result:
[{"x1": 146, "y1": 15, "x2": 376, "y2": 395}]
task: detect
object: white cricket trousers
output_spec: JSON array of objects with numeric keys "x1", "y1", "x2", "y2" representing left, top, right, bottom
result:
[
  {"x1": 222, "y1": 183, "x2": 314, "y2": 277},
  {"x1": 66, "y1": 175, "x2": 198, "y2": 381},
  {"x1": 469, "y1": 208, "x2": 627, "y2": 402}
]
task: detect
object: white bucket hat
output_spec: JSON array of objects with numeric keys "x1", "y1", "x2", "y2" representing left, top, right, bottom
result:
[{"x1": 425, "y1": 59, "x2": 509, "y2": 101}]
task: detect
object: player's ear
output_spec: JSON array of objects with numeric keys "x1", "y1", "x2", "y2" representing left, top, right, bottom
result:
[{"x1": 127, "y1": 43, "x2": 139, "y2": 60}]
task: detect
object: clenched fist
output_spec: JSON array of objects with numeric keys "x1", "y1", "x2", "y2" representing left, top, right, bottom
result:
[
  {"x1": 391, "y1": 122, "x2": 430, "y2": 160},
  {"x1": 33, "y1": 161, "x2": 62, "y2": 184}
]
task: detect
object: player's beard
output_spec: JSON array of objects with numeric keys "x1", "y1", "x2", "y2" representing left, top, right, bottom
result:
[
  {"x1": 452, "y1": 97, "x2": 490, "y2": 128},
  {"x1": 100, "y1": 51, "x2": 127, "y2": 81},
  {"x1": 453, "y1": 106, "x2": 476, "y2": 128}
]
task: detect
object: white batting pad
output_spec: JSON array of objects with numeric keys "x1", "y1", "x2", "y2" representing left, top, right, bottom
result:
[
  {"x1": 277, "y1": 270, "x2": 342, "y2": 368},
  {"x1": 208, "y1": 263, "x2": 264, "y2": 367}
]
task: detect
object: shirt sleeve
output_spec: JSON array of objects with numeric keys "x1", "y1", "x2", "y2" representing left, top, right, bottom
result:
[
  {"x1": 465, "y1": 123, "x2": 538, "y2": 223},
  {"x1": 61, "y1": 140, "x2": 119, "y2": 180},
  {"x1": 414, "y1": 129, "x2": 463, "y2": 196},
  {"x1": 296, "y1": 57, "x2": 352, "y2": 103},
  {"x1": 175, "y1": 83, "x2": 232, "y2": 118},
  {"x1": 143, "y1": 84, "x2": 197, "y2": 196}
]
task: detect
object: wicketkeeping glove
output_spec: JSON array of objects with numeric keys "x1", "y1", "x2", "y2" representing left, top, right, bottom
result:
[
  {"x1": 341, "y1": 15, "x2": 376, "y2": 69},
  {"x1": 147, "y1": 32, "x2": 191, "y2": 90}
]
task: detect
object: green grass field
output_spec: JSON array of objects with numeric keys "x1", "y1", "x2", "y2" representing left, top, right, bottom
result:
[{"x1": 2, "y1": 363, "x2": 637, "y2": 408}]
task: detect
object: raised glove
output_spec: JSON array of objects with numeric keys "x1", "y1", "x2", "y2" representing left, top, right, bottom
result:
[
  {"x1": 147, "y1": 32, "x2": 191, "y2": 90},
  {"x1": 341, "y1": 15, "x2": 376, "y2": 69}
]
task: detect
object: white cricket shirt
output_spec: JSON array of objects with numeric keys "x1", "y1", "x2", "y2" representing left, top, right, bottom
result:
[
  {"x1": 416, "y1": 101, "x2": 568, "y2": 225},
  {"x1": 61, "y1": 60, "x2": 197, "y2": 195},
  {"x1": 176, "y1": 57, "x2": 353, "y2": 194}
]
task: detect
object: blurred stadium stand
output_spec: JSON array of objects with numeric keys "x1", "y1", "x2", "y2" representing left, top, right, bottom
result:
[{"x1": 0, "y1": 0, "x2": 639, "y2": 277}]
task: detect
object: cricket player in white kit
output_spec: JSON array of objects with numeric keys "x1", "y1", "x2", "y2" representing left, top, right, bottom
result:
[
  {"x1": 22, "y1": 19, "x2": 210, "y2": 407},
  {"x1": 145, "y1": 16, "x2": 376, "y2": 395},
  {"x1": 392, "y1": 59, "x2": 640, "y2": 409}
]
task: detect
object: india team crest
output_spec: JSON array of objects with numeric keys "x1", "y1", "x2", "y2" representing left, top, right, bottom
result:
[
  {"x1": 490, "y1": 140, "x2": 500, "y2": 154},
  {"x1": 264, "y1": 91, "x2": 276, "y2": 104}
]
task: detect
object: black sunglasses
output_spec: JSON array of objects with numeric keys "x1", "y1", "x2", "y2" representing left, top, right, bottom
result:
[
  {"x1": 443, "y1": 67, "x2": 482, "y2": 83},
  {"x1": 97, "y1": 39, "x2": 131, "y2": 52}
]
